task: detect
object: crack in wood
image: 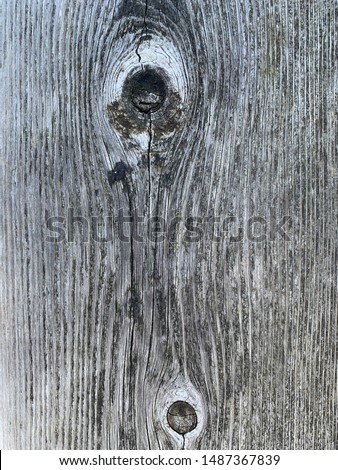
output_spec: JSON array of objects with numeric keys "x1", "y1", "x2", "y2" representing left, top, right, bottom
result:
[{"x1": 135, "y1": 0, "x2": 149, "y2": 65}]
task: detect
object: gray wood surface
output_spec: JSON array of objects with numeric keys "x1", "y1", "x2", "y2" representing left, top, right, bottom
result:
[{"x1": 1, "y1": 0, "x2": 337, "y2": 450}]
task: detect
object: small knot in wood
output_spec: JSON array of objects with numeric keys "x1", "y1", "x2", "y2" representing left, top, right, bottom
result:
[
  {"x1": 129, "y1": 70, "x2": 166, "y2": 113},
  {"x1": 167, "y1": 401, "x2": 197, "y2": 435}
]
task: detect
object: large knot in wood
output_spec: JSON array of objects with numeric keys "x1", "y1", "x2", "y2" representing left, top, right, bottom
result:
[
  {"x1": 167, "y1": 401, "x2": 197, "y2": 435},
  {"x1": 106, "y1": 66, "x2": 183, "y2": 141}
]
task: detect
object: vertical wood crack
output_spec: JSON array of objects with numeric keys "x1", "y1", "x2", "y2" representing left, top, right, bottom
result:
[
  {"x1": 147, "y1": 114, "x2": 153, "y2": 204},
  {"x1": 135, "y1": 0, "x2": 149, "y2": 64}
]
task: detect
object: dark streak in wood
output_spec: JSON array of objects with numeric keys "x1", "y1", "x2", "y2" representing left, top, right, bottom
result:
[{"x1": 107, "y1": 162, "x2": 132, "y2": 186}]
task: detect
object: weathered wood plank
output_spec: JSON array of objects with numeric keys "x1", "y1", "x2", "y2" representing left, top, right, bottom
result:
[{"x1": 1, "y1": 0, "x2": 337, "y2": 449}]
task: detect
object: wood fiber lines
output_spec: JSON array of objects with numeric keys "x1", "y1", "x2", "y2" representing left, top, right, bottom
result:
[{"x1": 0, "y1": 0, "x2": 337, "y2": 449}]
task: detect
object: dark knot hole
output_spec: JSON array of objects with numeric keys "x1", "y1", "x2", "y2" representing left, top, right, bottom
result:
[{"x1": 129, "y1": 70, "x2": 167, "y2": 114}]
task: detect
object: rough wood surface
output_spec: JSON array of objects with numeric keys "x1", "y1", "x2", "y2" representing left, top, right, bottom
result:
[{"x1": 1, "y1": 0, "x2": 337, "y2": 450}]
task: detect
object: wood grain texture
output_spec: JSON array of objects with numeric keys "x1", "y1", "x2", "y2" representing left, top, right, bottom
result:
[{"x1": 1, "y1": 0, "x2": 337, "y2": 450}]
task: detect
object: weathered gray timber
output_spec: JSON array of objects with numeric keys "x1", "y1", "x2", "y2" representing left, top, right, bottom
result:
[{"x1": 0, "y1": 0, "x2": 337, "y2": 450}]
